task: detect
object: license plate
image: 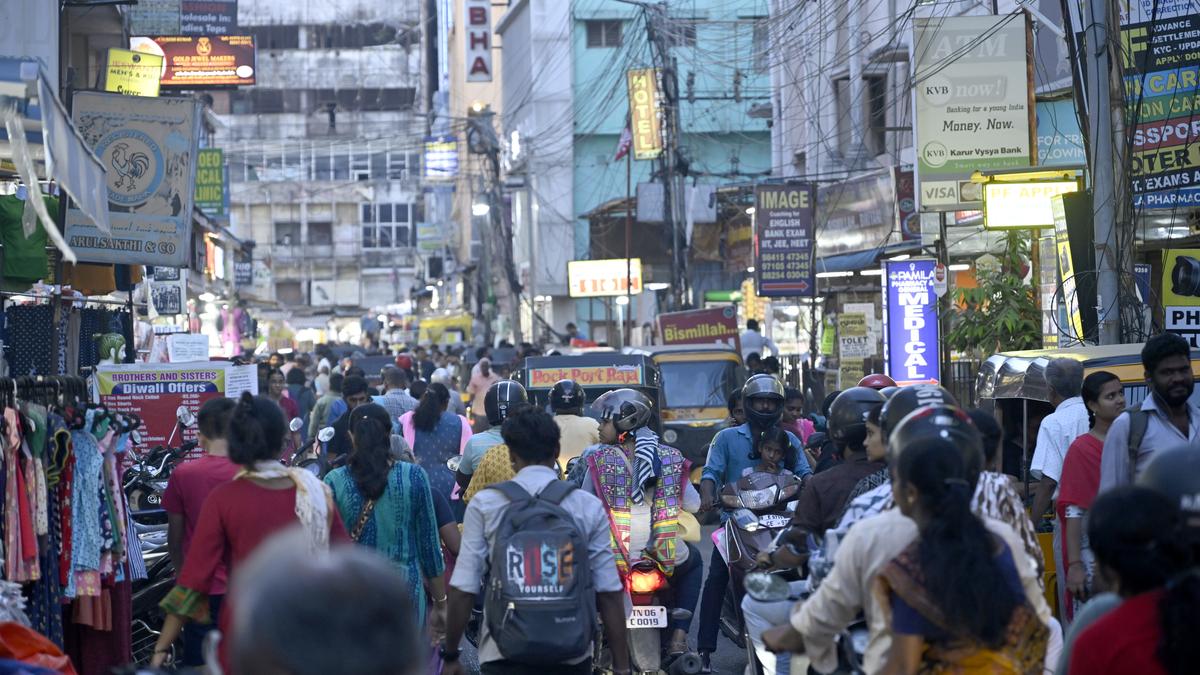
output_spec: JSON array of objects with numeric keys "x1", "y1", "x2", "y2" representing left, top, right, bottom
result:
[
  {"x1": 758, "y1": 513, "x2": 791, "y2": 528},
  {"x1": 627, "y1": 605, "x2": 667, "y2": 628}
]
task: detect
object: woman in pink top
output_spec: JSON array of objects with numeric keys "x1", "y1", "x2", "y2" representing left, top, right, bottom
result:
[{"x1": 782, "y1": 387, "x2": 814, "y2": 443}]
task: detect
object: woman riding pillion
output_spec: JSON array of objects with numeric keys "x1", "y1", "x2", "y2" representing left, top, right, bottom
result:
[{"x1": 580, "y1": 388, "x2": 703, "y2": 658}]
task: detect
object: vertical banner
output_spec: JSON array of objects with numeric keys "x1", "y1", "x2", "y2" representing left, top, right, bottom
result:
[
  {"x1": 66, "y1": 92, "x2": 199, "y2": 267},
  {"x1": 194, "y1": 148, "x2": 224, "y2": 216},
  {"x1": 1051, "y1": 195, "x2": 1085, "y2": 343},
  {"x1": 755, "y1": 183, "x2": 815, "y2": 297},
  {"x1": 465, "y1": 0, "x2": 493, "y2": 82},
  {"x1": 913, "y1": 14, "x2": 1034, "y2": 212},
  {"x1": 626, "y1": 68, "x2": 663, "y2": 160},
  {"x1": 882, "y1": 259, "x2": 941, "y2": 385},
  {"x1": 1163, "y1": 249, "x2": 1200, "y2": 347}
]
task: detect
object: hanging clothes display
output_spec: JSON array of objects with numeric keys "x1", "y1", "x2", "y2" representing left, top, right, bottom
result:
[{"x1": 3, "y1": 305, "x2": 54, "y2": 377}]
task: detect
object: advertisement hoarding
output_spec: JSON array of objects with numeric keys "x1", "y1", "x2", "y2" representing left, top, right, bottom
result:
[
  {"x1": 1036, "y1": 99, "x2": 1086, "y2": 167},
  {"x1": 181, "y1": 0, "x2": 238, "y2": 35},
  {"x1": 1163, "y1": 249, "x2": 1200, "y2": 347},
  {"x1": 66, "y1": 92, "x2": 200, "y2": 267},
  {"x1": 423, "y1": 136, "x2": 458, "y2": 180},
  {"x1": 103, "y1": 48, "x2": 163, "y2": 97},
  {"x1": 627, "y1": 68, "x2": 663, "y2": 160},
  {"x1": 130, "y1": 35, "x2": 256, "y2": 88},
  {"x1": 982, "y1": 180, "x2": 1080, "y2": 229},
  {"x1": 568, "y1": 258, "x2": 643, "y2": 298},
  {"x1": 755, "y1": 183, "x2": 815, "y2": 297},
  {"x1": 913, "y1": 14, "x2": 1035, "y2": 212},
  {"x1": 882, "y1": 259, "x2": 940, "y2": 385},
  {"x1": 657, "y1": 306, "x2": 740, "y2": 352}
]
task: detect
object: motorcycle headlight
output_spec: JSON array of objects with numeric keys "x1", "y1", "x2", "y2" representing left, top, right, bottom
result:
[
  {"x1": 663, "y1": 429, "x2": 678, "y2": 444},
  {"x1": 738, "y1": 486, "x2": 779, "y2": 510},
  {"x1": 732, "y1": 508, "x2": 760, "y2": 531}
]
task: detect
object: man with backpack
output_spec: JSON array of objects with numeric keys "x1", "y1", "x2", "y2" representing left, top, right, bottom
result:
[{"x1": 442, "y1": 407, "x2": 631, "y2": 675}]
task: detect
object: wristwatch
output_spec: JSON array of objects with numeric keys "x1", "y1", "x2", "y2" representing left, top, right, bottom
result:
[{"x1": 439, "y1": 642, "x2": 461, "y2": 662}]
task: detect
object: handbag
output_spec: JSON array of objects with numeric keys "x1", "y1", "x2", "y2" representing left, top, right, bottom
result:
[{"x1": 350, "y1": 498, "x2": 378, "y2": 542}]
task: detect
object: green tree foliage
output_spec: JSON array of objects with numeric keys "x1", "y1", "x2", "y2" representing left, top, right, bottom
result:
[{"x1": 945, "y1": 231, "x2": 1041, "y2": 356}]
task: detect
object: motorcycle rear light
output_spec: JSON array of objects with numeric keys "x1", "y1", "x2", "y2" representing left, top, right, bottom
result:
[{"x1": 628, "y1": 568, "x2": 666, "y2": 595}]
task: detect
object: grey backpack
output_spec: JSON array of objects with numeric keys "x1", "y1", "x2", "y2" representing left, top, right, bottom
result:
[{"x1": 485, "y1": 480, "x2": 596, "y2": 664}]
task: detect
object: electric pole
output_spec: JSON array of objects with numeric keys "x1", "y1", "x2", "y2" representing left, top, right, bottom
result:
[{"x1": 644, "y1": 2, "x2": 686, "y2": 310}]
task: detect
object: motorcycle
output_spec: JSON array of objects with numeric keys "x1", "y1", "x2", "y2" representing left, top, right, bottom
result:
[
  {"x1": 618, "y1": 560, "x2": 702, "y2": 675},
  {"x1": 130, "y1": 520, "x2": 177, "y2": 665},
  {"x1": 717, "y1": 471, "x2": 803, "y2": 672},
  {"x1": 293, "y1": 425, "x2": 336, "y2": 477},
  {"x1": 125, "y1": 407, "x2": 199, "y2": 523}
]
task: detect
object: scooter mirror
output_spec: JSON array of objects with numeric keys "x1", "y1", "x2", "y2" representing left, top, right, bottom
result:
[
  {"x1": 317, "y1": 427, "x2": 336, "y2": 443},
  {"x1": 289, "y1": 417, "x2": 304, "y2": 433},
  {"x1": 446, "y1": 455, "x2": 462, "y2": 472},
  {"x1": 176, "y1": 406, "x2": 197, "y2": 428},
  {"x1": 744, "y1": 571, "x2": 791, "y2": 602}
]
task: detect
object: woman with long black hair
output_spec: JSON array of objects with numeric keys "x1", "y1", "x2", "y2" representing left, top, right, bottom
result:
[
  {"x1": 397, "y1": 382, "x2": 472, "y2": 505},
  {"x1": 880, "y1": 409, "x2": 1048, "y2": 674},
  {"x1": 324, "y1": 403, "x2": 446, "y2": 633},
  {"x1": 1066, "y1": 486, "x2": 1198, "y2": 675}
]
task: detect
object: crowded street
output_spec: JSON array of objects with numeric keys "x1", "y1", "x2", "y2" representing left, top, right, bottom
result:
[{"x1": 1, "y1": 0, "x2": 1199, "y2": 674}]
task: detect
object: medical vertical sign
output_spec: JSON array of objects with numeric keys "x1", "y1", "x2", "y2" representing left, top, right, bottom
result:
[
  {"x1": 626, "y1": 68, "x2": 663, "y2": 160},
  {"x1": 755, "y1": 183, "x2": 815, "y2": 297},
  {"x1": 465, "y1": 0, "x2": 492, "y2": 82},
  {"x1": 883, "y1": 259, "x2": 940, "y2": 385}
]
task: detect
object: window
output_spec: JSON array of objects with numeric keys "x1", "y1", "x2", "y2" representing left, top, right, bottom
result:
[
  {"x1": 866, "y1": 75, "x2": 888, "y2": 156},
  {"x1": 585, "y1": 20, "x2": 623, "y2": 48},
  {"x1": 752, "y1": 19, "x2": 769, "y2": 72},
  {"x1": 834, "y1": 77, "x2": 852, "y2": 154},
  {"x1": 308, "y1": 222, "x2": 333, "y2": 245},
  {"x1": 275, "y1": 281, "x2": 304, "y2": 305},
  {"x1": 274, "y1": 222, "x2": 301, "y2": 246},
  {"x1": 308, "y1": 23, "x2": 399, "y2": 50},
  {"x1": 361, "y1": 202, "x2": 413, "y2": 249},
  {"x1": 248, "y1": 24, "x2": 300, "y2": 50}
]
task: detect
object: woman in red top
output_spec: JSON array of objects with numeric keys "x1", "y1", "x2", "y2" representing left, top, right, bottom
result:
[
  {"x1": 150, "y1": 393, "x2": 349, "y2": 671},
  {"x1": 1057, "y1": 370, "x2": 1124, "y2": 621},
  {"x1": 1067, "y1": 486, "x2": 1197, "y2": 675}
]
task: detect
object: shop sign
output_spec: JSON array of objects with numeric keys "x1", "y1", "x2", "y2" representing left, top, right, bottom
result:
[
  {"x1": 816, "y1": 171, "x2": 895, "y2": 257},
  {"x1": 65, "y1": 92, "x2": 200, "y2": 267},
  {"x1": 1163, "y1": 249, "x2": 1200, "y2": 347},
  {"x1": 195, "y1": 148, "x2": 224, "y2": 216},
  {"x1": 423, "y1": 136, "x2": 458, "y2": 180},
  {"x1": 126, "y1": 0, "x2": 180, "y2": 37},
  {"x1": 129, "y1": 35, "x2": 256, "y2": 88},
  {"x1": 417, "y1": 222, "x2": 445, "y2": 253},
  {"x1": 568, "y1": 258, "x2": 643, "y2": 298},
  {"x1": 96, "y1": 362, "x2": 256, "y2": 446},
  {"x1": 896, "y1": 168, "x2": 919, "y2": 240},
  {"x1": 1052, "y1": 195, "x2": 1086, "y2": 343},
  {"x1": 627, "y1": 68, "x2": 663, "y2": 160},
  {"x1": 528, "y1": 365, "x2": 643, "y2": 389},
  {"x1": 465, "y1": 0, "x2": 492, "y2": 82},
  {"x1": 983, "y1": 180, "x2": 1080, "y2": 229},
  {"x1": 181, "y1": 0, "x2": 238, "y2": 35},
  {"x1": 755, "y1": 183, "x2": 815, "y2": 297},
  {"x1": 913, "y1": 15, "x2": 1034, "y2": 212},
  {"x1": 103, "y1": 49, "x2": 163, "y2": 97},
  {"x1": 234, "y1": 256, "x2": 252, "y2": 287},
  {"x1": 882, "y1": 259, "x2": 940, "y2": 385},
  {"x1": 658, "y1": 307, "x2": 740, "y2": 351},
  {"x1": 1036, "y1": 99, "x2": 1086, "y2": 167},
  {"x1": 1114, "y1": 6, "x2": 1200, "y2": 208},
  {"x1": 838, "y1": 313, "x2": 872, "y2": 359},
  {"x1": 151, "y1": 267, "x2": 186, "y2": 315}
]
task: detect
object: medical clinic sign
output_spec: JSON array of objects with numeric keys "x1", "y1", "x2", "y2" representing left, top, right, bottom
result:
[{"x1": 882, "y1": 259, "x2": 940, "y2": 385}]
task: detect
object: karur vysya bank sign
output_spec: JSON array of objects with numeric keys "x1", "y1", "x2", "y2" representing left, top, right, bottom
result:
[{"x1": 882, "y1": 259, "x2": 940, "y2": 385}]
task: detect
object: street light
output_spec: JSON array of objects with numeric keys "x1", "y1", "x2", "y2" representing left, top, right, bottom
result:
[
  {"x1": 646, "y1": 282, "x2": 670, "y2": 291},
  {"x1": 471, "y1": 202, "x2": 491, "y2": 216},
  {"x1": 615, "y1": 295, "x2": 630, "y2": 306}
]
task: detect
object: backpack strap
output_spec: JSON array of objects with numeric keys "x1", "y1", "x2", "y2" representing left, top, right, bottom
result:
[
  {"x1": 1126, "y1": 407, "x2": 1150, "y2": 469},
  {"x1": 489, "y1": 480, "x2": 533, "y2": 504},
  {"x1": 537, "y1": 480, "x2": 576, "y2": 505}
]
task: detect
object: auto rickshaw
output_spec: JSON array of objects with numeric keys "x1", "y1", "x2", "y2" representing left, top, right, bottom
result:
[
  {"x1": 622, "y1": 345, "x2": 746, "y2": 477},
  {"x1": 517, "y1": 353, "x2": 661, "y2": 432},
  {"x1": 976, "y1": 342, "x2": 1200, "y2": 614}
]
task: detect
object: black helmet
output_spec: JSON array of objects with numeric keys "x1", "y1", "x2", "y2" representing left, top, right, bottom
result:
[
  {"x1": 880, "y1": 384, "x2": 958, "y2": 441},
  {"x1": 888, "y1": 404, "x2": 984, "y2": 488},
  {"x1": 828, "y1": 387, "x2": 886, "y2": 450},
  {"x1": 550, "y1": 379, "x2": 586, "y2": 413},
  {"x1": 484, "y1": 380, "x2": 528, "y2": 426},
  {"x1": 1137, "y1": 445, "x2": 1200, "y2": 540},
  {"x1": 591, "y1": 388, "x2": 654, "y2": 432},
  {"x1": 879, "y1": 386, "x2": 901, "y2": 400},
  {"x1": 742, "y1": 374, "x2": 786, "y2": 429}
]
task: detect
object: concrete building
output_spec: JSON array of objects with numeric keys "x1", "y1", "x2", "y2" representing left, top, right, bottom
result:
[{"x1": 213, "y1": 0, "x2": 426, "y2": 344}]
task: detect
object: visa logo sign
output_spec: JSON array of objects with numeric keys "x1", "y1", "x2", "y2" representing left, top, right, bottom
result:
[{"x1": 921, "y1": 182, "x2": 958, "y2": 205}]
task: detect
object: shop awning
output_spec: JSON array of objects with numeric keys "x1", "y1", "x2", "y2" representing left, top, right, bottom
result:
[
  {"x1": 0, "y1": 57, "x2": 110, "y2": 261},
  {"x1": 815, "y1": 241, "x2": 923, "y2": 274}
]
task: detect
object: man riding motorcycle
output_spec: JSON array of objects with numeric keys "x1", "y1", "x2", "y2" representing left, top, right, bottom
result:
[{"x1": 579, "y1": 388, "x2": 703, "y2": 658}]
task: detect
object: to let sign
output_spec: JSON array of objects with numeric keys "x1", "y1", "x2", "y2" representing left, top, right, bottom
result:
[
  {"x1": 627, "y1": 68, "x2": 663, "y2": 160},
  {"x1": 568, "y1": 258, "x2": 643, "y2": 298},
  {"x1": 882, "y1": 259, "x2": 941, "y2": 385},
  {"x1": 755, "y1": 183, "x2": 815, "y2": 297},
  {"x1": 465, "y1": 0, "x2": 492, "y2": 82}
]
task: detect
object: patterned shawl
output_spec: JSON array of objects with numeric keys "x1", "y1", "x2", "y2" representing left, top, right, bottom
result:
[{"x1": 587, "y1": 442, "x2": 684, "y2": 575}]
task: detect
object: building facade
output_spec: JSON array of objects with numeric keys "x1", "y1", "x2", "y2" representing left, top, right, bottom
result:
[{"x1": 214, "y1": 0, "x2": 426, "y2": 344}]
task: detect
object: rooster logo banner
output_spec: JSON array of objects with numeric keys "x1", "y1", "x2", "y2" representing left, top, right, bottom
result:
[{"x1": 96, "y1": 131, "x2": 163, "y2": 205}]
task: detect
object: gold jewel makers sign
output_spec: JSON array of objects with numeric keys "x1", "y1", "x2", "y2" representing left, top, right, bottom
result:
[
  {"x1": 129, "y1": 35, "x2": 256, "y2": 88},
  {"x1": 626, "y1": 68, "x2": 663, "y2": 160},
  {"x1": 913, "y1": 15, "x2": 1035, "y2": 212},
  {"x1": 103, "y1": 48, "x2": 163, "y2": 97},
  {"x1": 65, "y1": 92, "x2": 200, "y2": 267}
]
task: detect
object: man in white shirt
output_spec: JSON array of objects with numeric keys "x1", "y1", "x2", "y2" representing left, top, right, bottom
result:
[
  {"x1": 740, "y1": 319, "x2": 780, "y2": 359},
  {"x1": 549, "y1": 379, "x2": 600, "y2": 467}
]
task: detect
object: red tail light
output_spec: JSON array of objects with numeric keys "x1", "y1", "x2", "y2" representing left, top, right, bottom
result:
[{"x1": 628, "y1": 568, "x2": 667, "y2": 595}]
